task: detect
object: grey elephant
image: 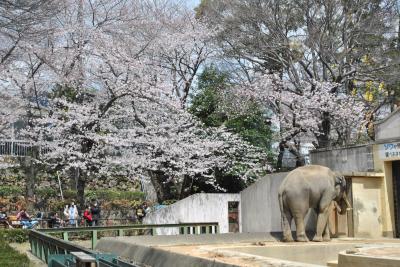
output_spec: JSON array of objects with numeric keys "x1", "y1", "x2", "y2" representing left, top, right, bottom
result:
[{"x1": 278, "y1": 165, "x2": 350, "y2": 242}]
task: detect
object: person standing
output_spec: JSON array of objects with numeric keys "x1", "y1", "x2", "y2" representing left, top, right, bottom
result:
[
  {"x1": 68, "y1": 202, "x2": 79, "y2": 227},
  {"x1": 90, "y1": 202, "x2": 101, "y2": 226},
  {"x1": 83, "y1": 206, "x2": 93, "y2": 226}
]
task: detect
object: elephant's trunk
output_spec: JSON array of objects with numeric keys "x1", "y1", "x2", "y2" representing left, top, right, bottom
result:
[{"x1": 344, "y1": 193, "x2": 352, "y2": 210}]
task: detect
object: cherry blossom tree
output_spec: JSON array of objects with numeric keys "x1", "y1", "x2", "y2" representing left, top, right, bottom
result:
[
  {"x1": 0, "y1": 0, "x2": 271, "y2": 204},
  {"x1": 228, "y1": 74, "x2": 365, "y2": 168}
]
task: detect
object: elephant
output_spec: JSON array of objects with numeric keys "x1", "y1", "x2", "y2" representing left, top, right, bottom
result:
[{"x1": 278, "y1": 165, "x2": 351, "y2": 242}]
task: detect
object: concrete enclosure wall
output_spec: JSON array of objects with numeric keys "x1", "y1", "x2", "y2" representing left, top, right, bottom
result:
[
  {"x1": 240, "y1": 172, "x2": 316, "y2": 233},
  {"x1": 310, "y1": 145, "x2": 375, "y2": 172},
  {"x1": 143, "y1": 193, "x2": 240, "y2": 234}
]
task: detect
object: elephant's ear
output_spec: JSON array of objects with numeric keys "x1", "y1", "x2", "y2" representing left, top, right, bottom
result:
[{"x1": 335, "y1": 176, "x2": 346, "y2": 188}]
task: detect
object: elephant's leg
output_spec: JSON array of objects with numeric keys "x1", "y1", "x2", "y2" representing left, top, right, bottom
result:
[
  {"x1": 281, "y1": 211, "x2": 294, "y2": 242},
  {"x1": 294, "y1": 211, "x2": 309, "y2": 242},
  {"x1": 313, "y1": 199, "x2": 334, "y2": 242}
]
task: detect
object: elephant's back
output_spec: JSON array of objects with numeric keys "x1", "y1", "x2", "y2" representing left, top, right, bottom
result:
[{"x1": 279, "y1": 165, "x2": 334, "y2": 193}]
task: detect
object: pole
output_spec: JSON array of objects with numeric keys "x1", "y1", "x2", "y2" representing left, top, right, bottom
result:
[{"x1": 57, "y1": 171, "x2": 64, "y2": 201}]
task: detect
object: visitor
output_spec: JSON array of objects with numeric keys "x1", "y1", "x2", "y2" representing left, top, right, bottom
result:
[
  {"x1": 48, "y1": 212, "x2": 62, "y2": 228},
  {"x1": 135, "y1": 204, "x2": 146, "y2": 223},
  {"x1": 83, "y1": 206, "x2": 93, "y2": 226},
  {"x1": 144, "y1": 202, "x2": 151, "y2": 214},
  {"x1": 16, "y1": 208, "x2": 39, "y2": 229},
  {"x1": 90, "y1": 202, "x2": 101, "y2": 226},
  {"x1": 0, "y1": 206, "x2": 12, "y2": 228},
  {"x1": 67, "y1": 202, "x2": 79, "y2": 227}
]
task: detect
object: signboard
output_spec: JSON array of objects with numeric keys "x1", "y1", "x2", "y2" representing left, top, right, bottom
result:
[{"x1": 379, "y1": 143, "x2": 400, "y2": 160}]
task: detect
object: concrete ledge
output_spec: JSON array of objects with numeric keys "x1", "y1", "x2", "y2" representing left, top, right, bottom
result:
[
  {"x1": 339, "y1": 172, "x2": 384, "y2": 178},
  {"x1": 96, "y1": 238, "x2": 237, "y2": 267}
]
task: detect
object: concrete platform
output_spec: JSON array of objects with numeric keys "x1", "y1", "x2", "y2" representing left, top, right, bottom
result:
[
  {"x1": 338, "y1": 244, "x2": 400, "y2": 267},
  {"x1": 95, "y1": 234, "x2": 400, "y2": 267}
]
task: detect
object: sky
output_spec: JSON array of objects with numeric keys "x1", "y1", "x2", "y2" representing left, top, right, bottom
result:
[{"x1": 184, "y1": 0, "x2": 201, "y2": 9}]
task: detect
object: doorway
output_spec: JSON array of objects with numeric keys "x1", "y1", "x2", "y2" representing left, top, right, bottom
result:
[
  {"x1": 392, "y1": 160, "x2": 400, "y2": 237},
  {"x1": 228, "y1": 201, "x2": 239, "y2": 233},
  {"x1": 330, "y1": 177, "x2": 353, "y2": 237}
]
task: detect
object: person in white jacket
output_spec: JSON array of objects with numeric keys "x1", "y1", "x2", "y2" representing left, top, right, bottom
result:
[{"x1": 64, "y1": 202, "x2": 79, "y2": 227}]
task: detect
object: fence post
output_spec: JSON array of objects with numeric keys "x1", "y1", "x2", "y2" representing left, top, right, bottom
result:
[
  {"x1": 118, "y1": 229, "x2": 124, "y2": 237},
  {"x1": 92, "y1": 230, "x2": 98, "y2": 249},
  {"x1": 62, "y1": 232, "x2": 68, "y2": 241}
]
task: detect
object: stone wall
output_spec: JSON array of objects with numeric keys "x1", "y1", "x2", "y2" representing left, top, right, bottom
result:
[{"x1": 309, "y1": 144, "x2": 375, "y2": 173}]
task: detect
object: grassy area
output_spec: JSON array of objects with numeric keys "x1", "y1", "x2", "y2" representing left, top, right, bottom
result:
[{"x1": 0, "y1": 239, "x2": 30, "y2": 267}]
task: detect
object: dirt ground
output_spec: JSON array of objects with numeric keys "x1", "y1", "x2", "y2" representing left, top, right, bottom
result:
[{"x1": 157, "y1": 239, "x2": 400, "y2": 267}]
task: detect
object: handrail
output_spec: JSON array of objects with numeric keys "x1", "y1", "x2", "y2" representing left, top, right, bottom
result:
[
  {"x1": 29, "y1": 222, "x2": 220, "y2": 266},
  {"x1": 29, "y1": 229, "x2": 138, "y2": 267},
  {"x1": 40, "y1": 222, "x2": 219, "y2": 233}
]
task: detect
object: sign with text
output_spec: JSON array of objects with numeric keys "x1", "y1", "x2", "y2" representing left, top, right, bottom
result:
[{"x1": 379, "y1": 143, "x2": 400, "y2": 160}]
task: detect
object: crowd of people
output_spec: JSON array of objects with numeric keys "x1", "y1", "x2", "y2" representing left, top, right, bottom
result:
[{"x1": 0, "y1": 200, "x2": 152, "y2": 229}]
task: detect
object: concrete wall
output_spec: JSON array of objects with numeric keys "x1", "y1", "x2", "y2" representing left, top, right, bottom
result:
[
  {"x1": 375, "y1": 108, "x2": 400, "y2": 142},
  {"x1": 143, "y1": 193, "x2": 240, "y2": 235},
  {"x1": 240, "y1": 172, "x2": 316, "y2": 233},
  {"x1": 352, "y1": 177, "x2": 384, "y2": 238},
  {"x1": 310, "y1": 144, "x2": 374, "y2": 172}
]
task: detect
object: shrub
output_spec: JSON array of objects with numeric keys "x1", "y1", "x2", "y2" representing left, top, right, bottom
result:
[
  {"x1": 0, "y1": 186, "x2": 23, "y2": 198},
  {"x1": 85, "y1": 190, "x2": 144, "y2": 202},
  {"x1": 101, "y1": 199, "x2": 142, "y2": 210},
  {"x1": 63, "y1": 189, "x2": 77, "y2": 200},
  {"x1": 162, "y1": 199, "x2": 178, "y2": 205},
  {"x1": 0, "y1": 229, "x2": 29, "y2": 243},
  {"x1": 36, "y1": 188, "x2": 58, "y2": 199}
]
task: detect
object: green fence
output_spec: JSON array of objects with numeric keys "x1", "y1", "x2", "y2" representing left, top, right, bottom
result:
[{"x1": 29, "y1": 222, "x2": 219, "y2": 266}]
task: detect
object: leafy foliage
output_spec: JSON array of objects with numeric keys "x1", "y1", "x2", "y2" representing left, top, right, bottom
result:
[
  {"x1": 190, "y1": 66, "x2": 273, "y2": 153},
  {"x1": 0, "y1": 229, "x2": 29, "y2": 243},
  {"x1": 0, "y1": 186, "x2": 23, "y2": 198}
]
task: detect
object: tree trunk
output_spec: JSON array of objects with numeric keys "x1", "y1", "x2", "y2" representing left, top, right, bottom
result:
[
  {"x1": 276, "y1": 141, "x2": 286, "y2": 171},
  {"x1": 76, "y1": 170, "x2": 85, "y2": 211},
  {"x1": 22, "y1": 156, "x2": 35, "y2": 199},
  {"x1": 148, "y1": 170, "x2": 174, "y2": 203},
  {"x1": 317, "y1": 111, "x2": 331, "y2": 148},
  {"x1": 179, "y1": 174, "x2": 194, "y2": 200}
]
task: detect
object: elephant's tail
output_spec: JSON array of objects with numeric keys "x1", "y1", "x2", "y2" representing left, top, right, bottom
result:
[{"x1": 278, "y1": 190, "x2": 284, "y2": 213}]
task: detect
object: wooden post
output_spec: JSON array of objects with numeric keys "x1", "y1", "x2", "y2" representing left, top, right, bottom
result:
[{"x1": 71, "y1": 251, "x2": 97, "y2": 267}]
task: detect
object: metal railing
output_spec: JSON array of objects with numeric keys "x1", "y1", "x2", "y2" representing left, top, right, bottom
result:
[
  {"x1": 0, "y1": 139, "x2": 49, "y2": 157},
  {"x1": 29, "y1": 222, "x2": 219, "y2": 266}
]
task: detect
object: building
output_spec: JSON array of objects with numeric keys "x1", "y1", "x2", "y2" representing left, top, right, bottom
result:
[{"x1": 310, "y1": 108, "x2": 400, "y2": 238}]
